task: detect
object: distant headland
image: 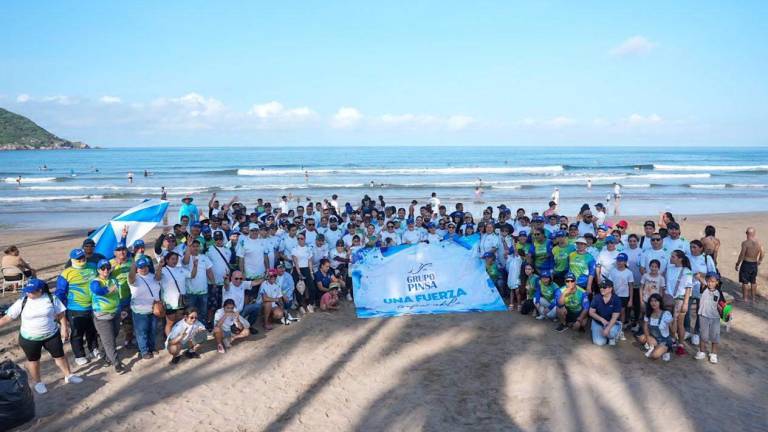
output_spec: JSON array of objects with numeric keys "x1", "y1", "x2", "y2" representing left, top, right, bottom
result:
[{"x1": 0, "y1": 107, "x2": 91, "y2": 150}]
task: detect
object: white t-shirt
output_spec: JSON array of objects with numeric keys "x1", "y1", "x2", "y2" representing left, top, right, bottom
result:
[
  {"x1": 260, "y1": 280, "x2": 282, "y2": 302},
  {"x1": 185, "y1": 255, "x2": 213, "y2": 295},
  {"x1": 160, "y1": 265, "x2": 191, "y2": 309},
  {"x1": 165, "y1": 318, "x2": 206, "y2": 347},
  {"x1": 578, "y1": 221, "x2": 596, "y2": 236},
  {"x1": 426, "y1": 233, "x2": 442, "y2": 244},
  {"x1": 324, "y1": 228, "x2": 343, "y2": 248},
  {"x1": 623, "y1": 246, "x2": 643, "y2": 284},
  {"x1": 129, "y1": 273, "x2": 161, "y2": 314},
  {"x1": 640, "y1": 273, "x2": 665, "y2": 302},
  {"x1": 429, "y1": 196, "x2": 440, "y2": 208},
  {"x1": 206, "y1": 245, "x2": 232, "y2": 285},
  {"x1": 278, "y1": 273, "x2": 295, "y2": 301},
  {"x1": 222, "y1": 281, "x2": 248, "y2": 313},
  {"x1": 645, "y1": 311, "x2": 673, "y2": 338},
  {"x1": 280, "y1": 235, "x2": 299, "y2": 257},
  {"x1": 213, "y1": 308, "x2": 249, "y2": 329},
  {"x1": 665, "y1": 266, "x2": 693, "y2": 299},
  {"x1": 304, "y1": 229, "x2": 318, "y2": 245},
  {"x1": 596, "y1": 249, "x2": 619, "y2": 281},
  {"x1": 292, "y1": 245, "x2": 312, "y2": 268},
  {"x1": 402, "y1": 229, "x2": 422, "y2": 244},
  {"x1": 595, "y1": 210, "x2": 607, "y2": 225},
  {"x1": 380, "y1": 230, "x2": 401, "y2": 246},
  {"x1": 480, "y1": 234, "x2": 500, "y2": 255},
  {"x1": 608, "y1": 267, "x2": 634, "y2": 297},
  {"x1": 311, "y1": 244, "x2": 329, "y2": 268},
  {"x1": 329, "y1": 248, "x2": 348, "y2": 270},
  {"x1": 641, "y1": 248, "x2": 669, "y2": 274},
  {"x1": 6, "y1": 294, "x2": 66, "y2": 340},
  {"x1": 663, "y1": 237, "x2": 690, "y2": 256},
  {"x1": 237, "y1": 237, "x2": 268, "y2": 278},
  {"x1": 506, "y1": 255, "x2": 523, "y2": 289},
  {"x1": 688, "y1": 254, "x2": 717, "y2": 296}
]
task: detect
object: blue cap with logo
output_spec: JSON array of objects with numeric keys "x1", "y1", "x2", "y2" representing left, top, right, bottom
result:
[
  {"x1": 23, "y1": 278, "x2": 47, "y2": 294},
  {"x1": 97, "y1": 259, "x2": 112, "y2": 270},
  {"x1": 136, "y1": 256, "x2": 150, "y2": 269},
  {"x1": 540, "y1": 269, "x2": 552, "y2": 278},
  {"x1": 616, "y1": 253, "x2": 628, "y2": 262},
  {"x1": 133, "y1": 239, "x2": 145, "y2": 249},
  {"x1": 565, "y1": 272, "x2": 576, "y2": 281},
  {"x1": 605, "y1": 235, "x2": 617, "y2": 243},
  {"x1": 69, "y1": 248, "x2": 86, "y2": 260},
  {"x1": 482, "y1": 252, "x2": 495, "y2": 259}
]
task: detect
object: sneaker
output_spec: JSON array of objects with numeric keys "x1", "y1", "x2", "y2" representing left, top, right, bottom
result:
[
  {"x1": 34, "y1": 382, "x2": 48, "y2": 394},
  {"x1": 631, "y1": 324, "x2": 640, "y2": 333},
  {"x1": 142, "y1": 353, "x2": 153, "y2": 360},
  {"x1": 643, "y1": 343, "x2": 651, "y2": 351},
  {"x1": 683, "y1": 332, "x2": 692, "y2": 341},
  {"x1": 675, "y1": 345, "x2": 687, "y2": 356},
  {"x1": 102, "y1": 358, "x2": 113, "y2": 368},
  {"x1": 74, "y1": 357, "x2": 89, "y2": 366},
  {"x1": 554, "y1": 324, "x2": 567, "y2": 333},
  {"x1": 307, "y1": 304, "x2": 315, "y2": 313},
  {"x1": 282, "y1": 316, "x2": 290, "y2": 325},
  {"x1": 92, "y1": 348, "x2": 102, "y2": 359},
  {"x1": 644, "y1": 346, "x2": 655, "y2": 358},
  {"x1": 287, "y1": 313, "x2": 299, "y2": 322},
  {"x1": 662, "y1": 352, "x2": 671, "y2": 362},
  {"x1": 694, "y1": 351, "x2": 706, "y2": 360},
  {"x1": 709, "y1": 353, "x2": 718, "y2": 364},
  {"x1": 169, "y1": 356, "x2": 182, "y2": 365},
  {"x1": 691, "y1": 334, "x2": 700, "y2": 346},
  {"x1": 65, "y1": 374, "x2": 83, "y2": 384},
  {"x1": 535, "y1": 314, "x2": 546, "y2": 320},
  {"x1": 619, "y1": 331, "x2": 626, "y2": 341},
  {"x1": 217, "y1": 344, "x2": 226, "y2": 354},
  {"x1": 114, "y1": 362, "x2": 127, "y2": 374},
  {"x1": 608, "y1": 338, "x2": 617, "y2": 346},
  {"x1": 300, "y1": 306, "x2": 308, "y2": 314},
  {"x1": 346, "y1": 293, "x2": 353, "y2": 302},
  {"x1": 184, "y1": 350, "x2": 201, "y2": 359}
]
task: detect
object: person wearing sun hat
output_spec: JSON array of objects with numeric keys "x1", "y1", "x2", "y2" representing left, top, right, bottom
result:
[
  {"x1": 178, "y1": 195, "x2": 200, "y2": 225},
  {"x1": 0, "y1": 278, "x2": 84, "y2": 394},
  {"x1": 56, "y1": 248, "x2": 100, "y2": 366}
]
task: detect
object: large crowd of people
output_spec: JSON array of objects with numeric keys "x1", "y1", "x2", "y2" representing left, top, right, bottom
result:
[{"x1": 0, "y1": 191, "x2": 761, "y2": 395}]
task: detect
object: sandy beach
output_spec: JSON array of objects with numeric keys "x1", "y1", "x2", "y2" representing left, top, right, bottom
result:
[{"x1": 1, "y1": 213, "x2": 767, "y2": 432}]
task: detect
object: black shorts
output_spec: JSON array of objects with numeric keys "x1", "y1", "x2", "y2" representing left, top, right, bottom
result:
[
  {"x1": 620, "y1": 296, "x2": 629, "y2": 308},
  {"x1": 565, "y1": 309, "x2": 582, "y2": 323},
  {"x1": 19, "y1": 332, "x2": 65, "y2": 362},
  {"x1": 208, "y1": 284, "x2": 223, "y2": 309},
  {"x1": 739, "y1": 262, "x2": 758, "y2": 284}
]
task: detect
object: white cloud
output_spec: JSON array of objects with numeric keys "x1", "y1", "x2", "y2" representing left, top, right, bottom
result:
[
  {"x1": 546, "y1": 116, "x2": 576, "y2": 128},
  {"x1": 99, "y1": 95, "x2": 122, "y2": 104},
  {"x1": 16, "y1": 94, "x2": 30, "y2": 103},
  {"x1": 248, "y1": 101, "x2": 316, "y2": 121},
  {"x1": 332, "y1": 107, "x2": 363, "y2": 128},
  {"x1": 147, "y1": 93, "x2": 228, "y2": 130},
  {"x1": 519, "y1": 116, "x2": 576, "y2": 128},
  {"x1": 626, "y1": 113, "x2": 663, "y2": 125},
  {"x1": 611, "y1": 36, "x2": 656, "y2": 56},
  {"x1": 41, "y1": 95, "x2": 79, "y2": 105}
]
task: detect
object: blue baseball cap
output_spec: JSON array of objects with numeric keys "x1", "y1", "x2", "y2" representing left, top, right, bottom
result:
[
  {"x1": 605, "y1": 235, "x2": 617, "y2": 243},
  {"x1": 482, "y1": 252, "x2": 495, "y2": 259},
  {"x1": 191, "y1": 222, "x2": 202, "y2": 229},
  {"x1": 565, "y1": 272, "x2": 576, "y2": 281},
  {"x1": 554, "y1": 230, "x2": 567, "y2": 238},
  {"x1": 22, "y1": 278, "x2": 47, "y2": 294},
  {"x1": 136, "y1": 257, "x2": 150, "y2": 269},
  {"x1": 426, "y1": 222, "x2": 436, "y2": 229},
  {"x1": 540, "y1": 269, "x2": 552, "y2": 278},
  {"x1": 69, "y1": 248, "x2": 86, "y2": 260},
  {"x1": 133, "y1": 239, "x2": 145, "y2": 249},
  {"x1": 598, "y1": 224, "x2": 609, "y2": 231},
  {"x1": 406, "y1": 218, "x2": 414, "y2": 225},
  {"x1": 532, "y1": 216, "x2": 545, "y2": 223},
  {"x1": 201, "y1": 226, "x2": 212, "y2": 234},
  {"x1": 616, "y1": 253, "x2": 628, "y2": 262},
  {"x1": 705, "y1": 271, "x2": 720, "y2": 280},
  {"x1": 97, "y1": 259, "x2": 111, "y2": 270}
]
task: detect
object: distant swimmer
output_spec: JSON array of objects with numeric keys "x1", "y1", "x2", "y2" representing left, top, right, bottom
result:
[
  {"x1": 40, "y1": 164, "x2": 48, "y2": 171},
  {"x1": 70, "y1": 169, "x2": 77, "y2": 177},
  {"x1": 551, "y1": 187, "x2": 560, "y2": 205},
  {"x1": 15, "y1": 176, "x2": 21, "y2": 185},
  {"x1": 370, "y1": 180, "x2": 375, "y2": 188},
  {"x1": 587, "y1": 178, "x2": 592, "y2": 189},
  {"x1": 144, "y1": 169, "x2": 151, "y2": 177},
  {"x1": 128, "y1": 171, "x2": 134, "y2": 184},
  {"x1": 305, "y1": 170, "x2": 309, "y2": 184},
  {"x1": 474, "y1": 186, "x2": 484, "y2": 203}
]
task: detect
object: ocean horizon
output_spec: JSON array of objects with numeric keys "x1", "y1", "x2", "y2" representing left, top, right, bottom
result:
[{"x1": 2, "y1": 145, "x2": 767, "y2": 229}]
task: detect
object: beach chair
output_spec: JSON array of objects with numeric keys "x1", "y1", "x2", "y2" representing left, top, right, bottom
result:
[{"x1": 1, "y1": 266, "x2": 26, "y2": 296}]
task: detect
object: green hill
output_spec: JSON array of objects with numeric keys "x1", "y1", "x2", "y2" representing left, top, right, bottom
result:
[{"x1": 0, "y1": 107, "x2": 89, "y2": 150}]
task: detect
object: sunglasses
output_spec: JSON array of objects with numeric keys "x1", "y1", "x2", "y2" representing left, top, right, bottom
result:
[
  {"x1": 652, "y1": 238, "x2": 662, "y2": 241},
  {"x1": 566, "y1": 279, "x2": 576, "y2": 283},
  {"x1": 232, "y1": 277, "x2": 243, "y2": 280},
  {"x1": 600, "y1": 285, "x2": 612, "y2": 289}
]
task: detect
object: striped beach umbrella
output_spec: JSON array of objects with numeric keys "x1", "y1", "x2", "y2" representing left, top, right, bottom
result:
[{"x1": 89, "y1": 199, "x2": 169, "y2": 259}]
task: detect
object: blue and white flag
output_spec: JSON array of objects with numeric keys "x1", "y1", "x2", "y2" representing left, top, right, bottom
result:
[
  {"x1": 89, "y1": 199, "x2": 169, "y2": 259},
  {"x1": 351, "y1": 235, "x2": 507, "y2": 318}
]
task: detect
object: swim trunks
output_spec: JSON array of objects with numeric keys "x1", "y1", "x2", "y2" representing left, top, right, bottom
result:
[{"x1": 739, "y1": 261, "x2": 758, "y2": 284}]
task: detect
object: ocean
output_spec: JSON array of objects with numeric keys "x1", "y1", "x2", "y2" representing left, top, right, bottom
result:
[{"x1": 1, "y1": 146, "x2": 767, "y2": 229}]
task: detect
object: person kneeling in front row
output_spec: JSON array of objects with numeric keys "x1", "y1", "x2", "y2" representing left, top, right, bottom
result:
[
  {"x1": 166, "y1": 307, "x2": 207, "y2": 365},
  {"x1": 553, "y1": 273, "x2": 590, "y2": 333},
  {"x1": 589, "y1": 279, "x2": 623, "y2": 346},
  {"x1": 213, "y1": 299, "x2": 251, "y2": 354}
]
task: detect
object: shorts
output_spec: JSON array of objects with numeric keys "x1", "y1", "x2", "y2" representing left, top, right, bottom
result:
[
  {"x1": 620, "y1": 296, "x2": 629, "y2": 308},
  {"x1": 739, "y1": 262, "x2": 758, "y2": 284},
  {"x1": 208, "y1": 284, "x2": 223, "y2": 310},
  {"x1": 565, "y1": 309, "x2": 582, "y2": 323},
  {"x1": 165, "y1": 308, "x2": 182, "y2": 316},
  {"x1": 19, "y1": 332, "x2": 65, "y2": 362},
  {"x1": 673, "y1": 299, "x2": 685, "y2": 315},
  {"x1": 699, "y1": 315, "x2": 721, "y2": 343}
]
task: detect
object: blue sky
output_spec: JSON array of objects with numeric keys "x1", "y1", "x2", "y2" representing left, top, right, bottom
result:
[{"x1": 1, "y1": 1, "x2": 766, "y2": 147}]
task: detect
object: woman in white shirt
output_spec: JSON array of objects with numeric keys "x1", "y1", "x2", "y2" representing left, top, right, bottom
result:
[
  {"x1": 0, "y1": 279, "x2": 83, "y2": 394},
  {"x1": 155, "y1": 251, "x2": 191, "y2": 337},
  {"x1": 128, "y1": 256, "x2": 161, "y2": 360},
  {"x1": 479, "y1": 223, "x2": 500, "y2": 257},
  {"x1": 292, "y1": 234, "x2": 315, "y2": 313},
  {"x1": 637, "y1": 293, "x2": 674, "y2": 361},
  {"x1": 166, "y1": 307, "x2": 207, "y2": 365},
  {"x1": 665, "y1": 250, "x2": 693, "y2": 354}
]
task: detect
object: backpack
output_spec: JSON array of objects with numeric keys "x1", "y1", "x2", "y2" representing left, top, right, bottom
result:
[
  {"x1": 520, "y1": 299, "x2": 534, "y2": 315},
  {"x1": 20, "y1": 292, "x2": 55, "y2": 313}
]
